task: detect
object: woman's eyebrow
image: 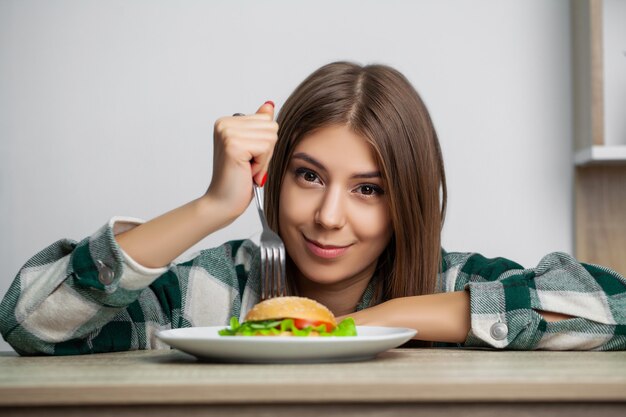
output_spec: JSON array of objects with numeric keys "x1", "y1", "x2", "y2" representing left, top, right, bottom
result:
[
  {"x1": 291, "y1": 152, "x2": 381, "y2": 179},
  {"x1": 292, "y1": 153, "x2": 326, "y2": 172}
]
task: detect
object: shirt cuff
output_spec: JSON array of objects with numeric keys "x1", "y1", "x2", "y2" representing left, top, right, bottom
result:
[
  {"x1": 110, "y1": 216, "x2": 170, "y2": 279},
  {"x1": 69, "y1": 217, "x2": 170, "y2": 306},
  {"x1": 109, "y1": 216, "x2": 168, "y2": 290},
  {"x1": 463, "y1": 276, "x2": 542, "y2": 349}
]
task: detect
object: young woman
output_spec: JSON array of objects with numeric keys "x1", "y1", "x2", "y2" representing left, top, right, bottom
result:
[{"x1": 1, "y1": 62, "x2": 624, "y2": 355}]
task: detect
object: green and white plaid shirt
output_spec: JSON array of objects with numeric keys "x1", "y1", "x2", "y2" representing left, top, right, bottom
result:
[{"x1": 1, "y1": 217, "x2": 625, "y2": 355}]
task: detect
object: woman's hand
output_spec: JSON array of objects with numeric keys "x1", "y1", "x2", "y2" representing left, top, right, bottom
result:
[
  {"x1": 205, "y1": 101, "x2": 278, "y2": 220},
  {"x1": 115, "y1": 101, "x2": 277, "y2": 269}
]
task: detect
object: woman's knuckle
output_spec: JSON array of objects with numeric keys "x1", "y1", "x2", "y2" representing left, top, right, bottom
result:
[{"x1": 215, "y1": 117, "x2": 225, "y2": 129}]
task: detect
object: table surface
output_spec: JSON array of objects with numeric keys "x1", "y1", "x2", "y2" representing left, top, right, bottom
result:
[{"x1": 1, "y1": 348, "x2": 626, "y2": 407}]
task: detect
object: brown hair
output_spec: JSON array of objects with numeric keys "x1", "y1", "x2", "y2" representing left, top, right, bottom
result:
[{"x1": 265, "y1": 61, "x2": 447, "y2": 305}]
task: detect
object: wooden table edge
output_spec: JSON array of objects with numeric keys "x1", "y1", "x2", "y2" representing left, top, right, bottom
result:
[{"x1": 1, "y1": 382, "x2": 626, "y2": 407}]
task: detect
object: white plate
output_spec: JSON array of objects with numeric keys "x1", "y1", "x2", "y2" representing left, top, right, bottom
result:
[{"x1": 157, "y1": 326, "x2": 417, "y2": 363}]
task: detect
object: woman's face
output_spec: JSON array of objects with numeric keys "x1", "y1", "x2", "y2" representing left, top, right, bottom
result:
[{"x1": 278, "y1": 124, "x2": 393, "y2": 290}]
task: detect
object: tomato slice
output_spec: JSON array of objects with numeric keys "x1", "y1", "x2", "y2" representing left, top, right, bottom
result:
[{"x1": 293, "y1": 318, "x2": 334, "y2": 333}]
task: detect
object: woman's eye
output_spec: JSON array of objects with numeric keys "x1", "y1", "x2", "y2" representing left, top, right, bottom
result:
[
  {"x1": 295, "y1": 168, "x2": 321, "y2": 184},
  {"x1": 356, "y1": 184, "x2": 384, "y2": 196}
]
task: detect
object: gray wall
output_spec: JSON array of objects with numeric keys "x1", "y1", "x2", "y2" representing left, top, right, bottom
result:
[
  {"x1": 0, "y1": 0, "x2": 573, "y2": 352},
  {"x1": 604, "y1": 0, "x2": 626, "y2": 146}
]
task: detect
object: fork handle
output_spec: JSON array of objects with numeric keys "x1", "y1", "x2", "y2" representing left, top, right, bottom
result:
[
  {"x1": 253, "y1": 184, "x2": 270, "y2": 229},
  {"x1": 232, "y1": 112, "x2": 270, "y2": 225}
]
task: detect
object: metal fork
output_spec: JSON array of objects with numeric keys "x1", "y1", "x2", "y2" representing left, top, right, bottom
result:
[{"x1": 253, "y1": 183, "x2": 287, "y2": 299}]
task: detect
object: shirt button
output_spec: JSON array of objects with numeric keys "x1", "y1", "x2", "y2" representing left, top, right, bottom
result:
[
  {"x1": 96, "y1": 260, "x2": 115, "y2": 286},
  {"x1": 490, "y1": 322, "x2": 508, "y2": 341}
]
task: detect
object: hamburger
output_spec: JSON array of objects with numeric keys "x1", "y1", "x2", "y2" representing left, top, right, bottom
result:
[{"x1": 218, "y1": 296, "x2": 357, "y2": 337}]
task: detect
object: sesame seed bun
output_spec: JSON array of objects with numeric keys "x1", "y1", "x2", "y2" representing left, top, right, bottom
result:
[{"x1": 244, "y1": 296, "x2": 337, "y2": 327}]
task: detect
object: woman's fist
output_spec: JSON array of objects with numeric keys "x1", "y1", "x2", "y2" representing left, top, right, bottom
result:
[{"x1": 206, "y1": 101, "x2": 278, "y2": 219}]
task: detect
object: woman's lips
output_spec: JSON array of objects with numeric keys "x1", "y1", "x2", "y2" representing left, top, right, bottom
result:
[{"x1": 303, "y1": 236, "x2": 352, "y2": 259}]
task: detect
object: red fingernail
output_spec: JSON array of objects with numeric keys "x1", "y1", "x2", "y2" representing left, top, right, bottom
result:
[
  {"x1": 260, "y1": 172, "x2": 268, "y2": 187},
  {"x1": 264, "y1": 100, "x2": 275, "y2": 108}
]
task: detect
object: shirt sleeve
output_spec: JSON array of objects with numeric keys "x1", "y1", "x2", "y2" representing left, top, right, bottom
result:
[
  {"x1": 440, "y1": 250, "x2": 626, "y2": 350},
  {"x1": 1, "y1": 217, "x2": 179, "y2": 355}
]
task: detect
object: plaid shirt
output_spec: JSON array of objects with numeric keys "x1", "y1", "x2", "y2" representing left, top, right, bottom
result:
[{"x1": 1, "y1": 217, "x2": 625, "y2": 355}]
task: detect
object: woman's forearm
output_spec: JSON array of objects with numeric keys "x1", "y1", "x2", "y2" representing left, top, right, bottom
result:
[
  {"x1": 344, "y1": 291, "x2": 575, "y2": 344},
  {"x1": 115, "y1": 194, "x2": 237, "y2": 268},
  {"x1": 115, "y1": 102, "x2": 277, "y2": 269},
  {"x1": 346, "y1": 291, "x2": 472, "y2": 343}
]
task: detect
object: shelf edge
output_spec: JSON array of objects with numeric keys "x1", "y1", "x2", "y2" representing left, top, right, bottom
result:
[{"x1": 574, "y1": 145, "x2": 626, "y2": 165}]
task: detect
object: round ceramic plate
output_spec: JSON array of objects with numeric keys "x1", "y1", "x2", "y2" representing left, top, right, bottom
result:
[{"x1": 157, "y1": 325, "x2": 417, "y2": 363}]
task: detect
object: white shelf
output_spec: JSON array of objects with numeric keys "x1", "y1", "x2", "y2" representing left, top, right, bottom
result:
[{"x1": 574, "y1": 145, "x2": 626, "y2": 165}]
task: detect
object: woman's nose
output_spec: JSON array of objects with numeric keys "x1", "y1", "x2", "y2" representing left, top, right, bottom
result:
[{"x1": 314, "y1": 187, "x2": 346, "y2": 229}]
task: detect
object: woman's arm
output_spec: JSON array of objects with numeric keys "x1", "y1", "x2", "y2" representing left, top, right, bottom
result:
[
  {"x1": 0, "y1": 102, "x2": 277, "y2": 355},
  {"x1": 342, "y1": 291, "x2": 574, "y2": 344},
  {"x1": 347, "y1": 291, "x2": 471, "y2": 343},
  {"x1": 116, "y1": 102, "x2": 277, "y2": 268},
  {"x1": 115, "y1": 194, "x2": 233, "y2": 268}
]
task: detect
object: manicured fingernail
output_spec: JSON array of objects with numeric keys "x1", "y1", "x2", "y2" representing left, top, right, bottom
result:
[
  {"x1": 264, "y1": 100, "x2": 275, "y2": 108},
  {"x1": 261, "y1": 172, "x2": 268, "y2": 187}
]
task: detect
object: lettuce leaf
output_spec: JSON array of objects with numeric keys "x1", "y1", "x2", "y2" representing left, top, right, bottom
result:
[{"x1": 218, "y1": 317, "x2": 357, "y2": 337}]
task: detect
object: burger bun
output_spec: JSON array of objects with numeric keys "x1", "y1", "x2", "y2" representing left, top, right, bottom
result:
[{"x1": 244, "y1": 296, "x2": 337, "y2": 327}]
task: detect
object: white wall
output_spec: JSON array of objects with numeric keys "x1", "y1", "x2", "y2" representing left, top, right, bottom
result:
[
  {"x1": 604, "y1": 0, "x2": 626, "y2": 146},
  {"x1": 0, "y1": 0, "x2": 573, "y2": 352}
]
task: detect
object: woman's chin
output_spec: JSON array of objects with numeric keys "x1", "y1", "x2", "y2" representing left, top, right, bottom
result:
[{"x1": 295, "y1": 264, "x2": 357, "y2": 286}]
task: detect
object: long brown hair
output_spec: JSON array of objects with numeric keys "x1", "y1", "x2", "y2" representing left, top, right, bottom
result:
[{"x1": 265, "y1": 61, "x2": 447, "y2": 304}]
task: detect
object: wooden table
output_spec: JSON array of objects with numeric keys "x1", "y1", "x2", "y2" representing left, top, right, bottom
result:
[{"x1": 1, "y1": 348, "x2": 625, "y2": 416}]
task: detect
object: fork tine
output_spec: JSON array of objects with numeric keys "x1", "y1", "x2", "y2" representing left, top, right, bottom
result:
[
  {"x1": 279, "y1": 245, "x2": 286, "y2": 296},
  {"x1": 265, "y1": 245, "x2": 274, "y2": 298},
  {"x1": 260, "y1": 245, "x2": 266, "y2": 300},
  {"x1": 271, "y1": 246, "x2": 280, "y2": 298},
  {"x1": 265, "y1": 246, "x2": 271, "y2": 300},
  {"x1": 274, "y1": 247, "x2": 280, "y2": 297}
]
